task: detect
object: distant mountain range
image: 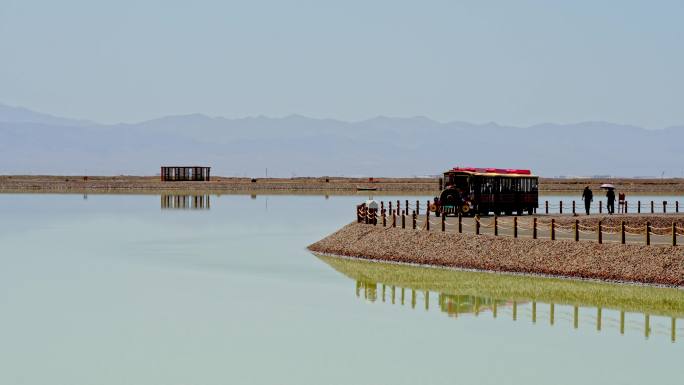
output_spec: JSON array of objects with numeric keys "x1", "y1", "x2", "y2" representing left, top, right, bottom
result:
[{"x1": 1, "y1": 103, "x2": 682, "y2": 177}]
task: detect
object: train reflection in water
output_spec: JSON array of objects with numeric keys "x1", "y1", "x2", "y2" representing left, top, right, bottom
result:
[
  {"x1": 321, "y1": 255, "x2": 684, "y2": 343},
  {"x1": 161, "y1": 194, "x2": 210, "y2": 210}
]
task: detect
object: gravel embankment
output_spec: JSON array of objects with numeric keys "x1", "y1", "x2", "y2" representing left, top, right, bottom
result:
[{"x1": 308, "y1": 222, "x2": 684, "y2": 287}]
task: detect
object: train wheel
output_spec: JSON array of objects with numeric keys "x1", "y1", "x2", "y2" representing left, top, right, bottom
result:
[
  {"x1": 527, "y1": 207, "x2": 534, "y2": 215},
  {"x1": 516, "y1": 208, "x2": 523, "y2": 216}
]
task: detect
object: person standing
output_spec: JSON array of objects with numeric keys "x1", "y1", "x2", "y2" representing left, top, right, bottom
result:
[
  {"x1": 582, "y1": 186, "x2": 593, "y2": 215},
  {"x1": 606, "y1": 188, "x2": 616, "y2": 214}
]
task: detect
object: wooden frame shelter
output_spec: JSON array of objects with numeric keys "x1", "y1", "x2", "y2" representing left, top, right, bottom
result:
[{"x1": 160, "y1": 166, "x2": 211, "y2": 181}]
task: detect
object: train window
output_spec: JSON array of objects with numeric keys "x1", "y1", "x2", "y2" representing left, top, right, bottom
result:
[
  {"x1": 480, "y1": 177, "x2": 494, "y2": 194},
  {"x1": 445, "y1": 174, "x2": 469, "y2": 191},
  {"x1": 456, "y1": 176, "x2": 468, "y2": 190},
  {"x1": 501, "y1": 178, "x2": 510, "y2": 193}
]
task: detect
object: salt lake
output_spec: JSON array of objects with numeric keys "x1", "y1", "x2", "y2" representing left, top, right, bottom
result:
[{"x1": 0, "y1": 193, "x2": 682, "y2": 385}]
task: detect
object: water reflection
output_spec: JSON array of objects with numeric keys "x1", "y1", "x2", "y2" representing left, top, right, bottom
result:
[
  {"x1": 319, "y1": 255, "x2": 684, "y2": 342},
  {"x1": 160, "y1": 194, "x2": 210, "y2": 210}
]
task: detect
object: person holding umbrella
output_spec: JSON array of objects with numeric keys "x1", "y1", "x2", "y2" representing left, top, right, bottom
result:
[
  {"x1": 601, "y1": 183, "x2": 616, "y2": 214},
  {"x1": 582, "y1": 186, "x2": 593, "y2": 215}
]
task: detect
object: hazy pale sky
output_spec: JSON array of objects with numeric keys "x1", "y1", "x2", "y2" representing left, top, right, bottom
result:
[{"x1": 1, "y1": 0, "x2": 682, "y2": 127}]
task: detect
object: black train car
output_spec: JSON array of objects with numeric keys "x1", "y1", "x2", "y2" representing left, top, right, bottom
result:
[{"x1": 438, "y1": 167, "x2": 538, "y2": 216}]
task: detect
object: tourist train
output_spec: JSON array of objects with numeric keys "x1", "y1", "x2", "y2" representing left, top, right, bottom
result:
[{"x1": 436, "y1": 167, "x2": 539, "y2": 216}]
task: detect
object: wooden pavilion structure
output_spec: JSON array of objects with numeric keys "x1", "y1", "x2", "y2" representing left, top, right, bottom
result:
[{"x1": 160, "y1": 166, "x2": 211, "y2": 181}]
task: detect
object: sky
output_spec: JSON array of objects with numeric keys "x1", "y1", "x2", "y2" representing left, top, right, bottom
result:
[{"x1": 1, "y1": 0, "x2": 683, "y2": 128}]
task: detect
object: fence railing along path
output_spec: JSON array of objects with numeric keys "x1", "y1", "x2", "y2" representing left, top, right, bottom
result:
[
  {"x1": 371, "y1": 199, "x2": 681, "y2": 216},
  {"x1": 357, "y1": 200, "x2": 683, "y2": 247},
  {"x1": 537, "y1": 199, "x2": 680, "y2": 215}
]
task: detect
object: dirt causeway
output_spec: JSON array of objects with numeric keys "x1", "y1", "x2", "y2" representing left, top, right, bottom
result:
[
  {"x1": 308, "y1": 222, "x2": 684, "y2": 287},
  {"x1": 1, "y1": 175, "x2": 683, "y2": 194}
]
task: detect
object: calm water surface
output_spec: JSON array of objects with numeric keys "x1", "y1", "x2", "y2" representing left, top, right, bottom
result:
[{"x1": 0, "y1": 193, "x2": 682, "y2": 385}]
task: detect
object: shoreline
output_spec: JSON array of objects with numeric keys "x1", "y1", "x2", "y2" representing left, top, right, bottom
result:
[
  {"x1": 2, "y1": 175, "x2": 684, "y2": 194},
  {"x1": 314, "y1": 250, "x2": 684, "y2": 290},
  {"x1": 308, "y1": 222, "x2": 684, "y2": 287}
]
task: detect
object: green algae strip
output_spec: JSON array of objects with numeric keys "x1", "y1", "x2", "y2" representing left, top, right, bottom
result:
[{"x1": 315, "y1": 253, "x2": 684, "y2": 318}]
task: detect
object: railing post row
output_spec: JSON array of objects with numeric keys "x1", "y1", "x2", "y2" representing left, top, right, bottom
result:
[
  {"x1": 513, "y1": 216, "x2": 518, "y2": 238},
  {"x1": 494, "y1": 216, "x2": 498, "y2": 236},
  {"x1": 425, "y1": 201, "x2": 430, "y2": 231}
]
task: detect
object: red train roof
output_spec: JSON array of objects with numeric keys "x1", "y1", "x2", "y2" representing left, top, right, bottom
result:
[{"x1": 449, "y1": 167, "x2": 532, "y2": 176}]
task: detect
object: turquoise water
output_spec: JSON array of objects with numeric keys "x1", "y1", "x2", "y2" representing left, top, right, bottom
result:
[{"x1": 0, "y1": 193, "x2": 682, "y2": 385}]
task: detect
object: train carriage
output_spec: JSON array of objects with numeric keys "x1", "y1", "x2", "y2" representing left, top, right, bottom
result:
[{"x1": 437, "y1": 167, "x2": 538, "y2": 216}]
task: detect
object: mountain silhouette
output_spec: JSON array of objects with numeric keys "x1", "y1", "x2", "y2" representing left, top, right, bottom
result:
[{"x1": 1, "y1": 103, "x2": 682, "y2": 177}]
